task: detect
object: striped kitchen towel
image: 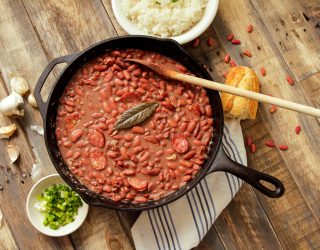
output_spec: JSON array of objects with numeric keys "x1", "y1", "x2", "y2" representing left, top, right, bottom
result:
[{"x1": 132, "y1": 119, "x2": 247, "y2": 250}]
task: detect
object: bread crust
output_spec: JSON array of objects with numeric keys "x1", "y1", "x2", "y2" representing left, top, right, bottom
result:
[{"x1": 221, "y1": 66, "x2": 259, "y2": 120}]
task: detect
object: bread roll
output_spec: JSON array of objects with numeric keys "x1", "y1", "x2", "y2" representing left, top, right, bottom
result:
[{"x1": 221, "y1": 66, "x2": 259, "y2": 120}]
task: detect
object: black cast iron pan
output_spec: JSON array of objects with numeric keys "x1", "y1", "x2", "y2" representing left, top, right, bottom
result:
[{"x1": 34, "y1": 36, "x2": 284, "y2": 211}]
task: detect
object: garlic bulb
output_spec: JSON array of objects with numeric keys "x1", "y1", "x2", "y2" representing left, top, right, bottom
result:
[
  {"x1": 0, "y1": 124, "x2": 17, "y2": 139},
  {"x1": 10, "y1": 77, "x2": 29, "y2": 96},
  {"x1": 28, "y1": 93, "x2": 38, "y2": 108},
  {"x1": 6, "y1": 145, "x2": 20, "y2": 164},
  {"x1": 31, "y1": 125, "x2": 44, "y2": 136},
  {"x1": 0, "y1": 92, "x2": 24, "y2": 116}
]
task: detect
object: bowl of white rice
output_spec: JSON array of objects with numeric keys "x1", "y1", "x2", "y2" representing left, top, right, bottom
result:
[{"x1": 112, "y1": 0, "x2": 219, "y2": 45}]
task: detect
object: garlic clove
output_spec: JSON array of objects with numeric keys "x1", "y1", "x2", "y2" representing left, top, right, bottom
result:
[
  {"x1": 30, "y1": 125, "x2": 44, "y2": 136},
  {"x1": 0, "y1": 92, "x2": 24, "y2": 117},
  {"x1": 27, "y1": 93, "x2": 38, "y2": 108},
  {"x1": 0, "y1": 124, "x2": 17, "y2": 139},
  {"x1": 10, "y1": 77, "x2": 29, "y2": 96},
  {"x1": 6, "y1": 144, "x2": 20, "y2": 164}
]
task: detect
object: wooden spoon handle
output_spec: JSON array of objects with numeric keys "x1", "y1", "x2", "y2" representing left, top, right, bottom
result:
[{"x1": 171, "y1": 72, "x2": 320, "y2": 118}]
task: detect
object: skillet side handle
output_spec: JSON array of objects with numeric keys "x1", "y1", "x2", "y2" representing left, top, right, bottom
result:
[
  {"x1": 209, "y1": 146, "x2": 285, "y2": 198},
  {"x1": 34, "y1": 54, "x2": 78, "y2": 119}
]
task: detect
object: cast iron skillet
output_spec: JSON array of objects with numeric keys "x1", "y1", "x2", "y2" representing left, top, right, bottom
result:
[{"x1": 34, "y1": 36, "x2": 284, "y2": 211}]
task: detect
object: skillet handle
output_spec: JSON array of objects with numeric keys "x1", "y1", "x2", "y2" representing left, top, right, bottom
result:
[
  {"x1": 209, "y1": 146, "x2": 285, "y2": 198},
  {"x1": 34, "y1": 54, "x2": 78, "y2": 119}
]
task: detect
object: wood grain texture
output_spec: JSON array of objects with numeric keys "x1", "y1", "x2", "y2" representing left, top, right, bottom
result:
[
  {"x1": 242, "y1": 115, "x2": 320, "y2": 249},
  {"x1": 0, "y1": 208, "x2": 18, "y2": 250},
  {"x1": 250, "y1": 0, "x2": 320, "y2": 80},
  {"x1": 0, "y1": 76, "x2": 74, "y2": 250},
  {"x1": 19, "y1": 0, "x2": 133, "y2": 249},
  {"x1": 184, "y1": 27, "x2": 284, "y2": 250}
]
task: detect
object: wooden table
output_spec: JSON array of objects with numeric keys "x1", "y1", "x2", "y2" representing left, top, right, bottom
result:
[{"x1": 0, "y1": 0, "x2": 319, "y2": 249}]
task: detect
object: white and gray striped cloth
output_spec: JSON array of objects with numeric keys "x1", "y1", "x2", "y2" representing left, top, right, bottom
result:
[{"x1": 132, "y1": 119, "x2": 246, "y2": 250}]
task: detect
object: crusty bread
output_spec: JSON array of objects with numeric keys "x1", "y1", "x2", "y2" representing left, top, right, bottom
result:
[{"x1": 221, "y1": 66, "x2": 259, "y2": 120}]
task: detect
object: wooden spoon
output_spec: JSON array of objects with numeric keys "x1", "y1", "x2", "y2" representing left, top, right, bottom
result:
[{"x1": 127, "y1": 59, "x2": 320, "y2": 118}]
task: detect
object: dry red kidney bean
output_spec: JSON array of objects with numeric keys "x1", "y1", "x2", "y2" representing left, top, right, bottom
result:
[
  {"x1": 243, "y1": 50, "x2": 252, "y2": 57},
  {"x1": 260, "y1": 66, "x2": 266, "y2": 76},
  {"x1": 278, "y1": 144, "x2": 288, "y2": 151},
  {"x1": 286, "y1": 75, "x2": 294, "y2": 85},
  {"x1": 192, "y1": 37, "x2": 200, "y2": 47},
  {"x1": 265, "y1": 140, "x2": 275, "y2": 148},
  {"x1": 224, "y1": 54, "x2": 230, "y2": 63},
  {"x1": 232, "y1": 39, "x2": 241, "y2": 45},
  {"x1": 247, "y1": 24, "x2": 253, "y2": 33},
  {"x1": 246, "y1": 136, "x2": 252, "y2": 146},
  {"x1": 227, "y1": 33, "x2": 234, "y2": 41},
  {"x1": 230, "y1": 60, "x2": 237, "y2": 67},
  {"x1": 295, "y1": 125, "x2": 301, "y2": 134},
  {"x1": 270, "y1": 105, "x2": 277, "y2": 114},
  {"x1": 251, "y1": 143, "x2": 256, "y2": 153}
]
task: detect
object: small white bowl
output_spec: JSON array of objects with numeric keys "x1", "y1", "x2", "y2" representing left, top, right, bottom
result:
[
  {"x1": 26, "y1": 174, "x2": 89, "y2": 237},
  {"x1": 112, "y1": 0, "x2": 219, "y2": 45}
]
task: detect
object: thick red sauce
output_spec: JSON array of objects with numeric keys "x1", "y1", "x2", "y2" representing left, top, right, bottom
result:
[{"x1": 55, "y1": 49, "x2": 213, "y2": 203}]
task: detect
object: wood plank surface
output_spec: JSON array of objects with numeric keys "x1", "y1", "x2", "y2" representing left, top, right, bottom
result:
[
  {"x1": 1, "y1": 0, "x2": 319, "y2": 249},
  {"x1": 20, "y1": 0, "x2": 133, "y2": 249}
]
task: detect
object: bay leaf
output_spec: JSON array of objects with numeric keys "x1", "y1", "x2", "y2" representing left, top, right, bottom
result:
[{"x1": 114, "y1": 102, "x2": 159, "y2": 130}]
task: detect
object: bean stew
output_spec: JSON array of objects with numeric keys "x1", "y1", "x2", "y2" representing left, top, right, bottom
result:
[{"x1": 55, "y1": 49, "x2": 214, "y2": 203}]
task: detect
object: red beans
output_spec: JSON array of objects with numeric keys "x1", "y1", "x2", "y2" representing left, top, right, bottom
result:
[
  {"x1": 56, "y1": 48, "x2": 214, "y2": 203},
  {"x1": 70, "y1": 129, "x2": 83, "y2": 142},
  {"x1": 187, "y1": 121, "x2": 197, "y2": 133},
  {"x1": 131, "y1": 126, "x2": 145, "y2": 134}
]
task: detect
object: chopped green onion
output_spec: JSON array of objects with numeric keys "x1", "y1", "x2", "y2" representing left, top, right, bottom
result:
[{"x1": 36, "y1": 184, "x2": 83, "y2": 230}]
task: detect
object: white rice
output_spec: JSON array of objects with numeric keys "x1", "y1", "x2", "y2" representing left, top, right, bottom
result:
[{"x1": 121, "y1": 0, "x2": 208, "y2": 37}]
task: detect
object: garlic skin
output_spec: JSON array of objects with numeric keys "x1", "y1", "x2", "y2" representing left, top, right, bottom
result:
[
  {"x1": 31, "y1": 125, "x2": 44, "y2": 136},
  {"x1": 0, "y1": 124, "x2": 17, "y2": 139},
  {"x1": 6, "y1": 144, "x2": 20, "y2": 164},
  {"x1": 31, "y1": 162, "x2": 43, "y2": 182},
  {"x1": 28, "y1": 93, "x2": 38, "y2": 108},
  {"x1": 0, "y1": 92, "x2": 24, "y2": 117},
  {"x1": 10, "y1": 77, "x2": 29, "y2": 96}
]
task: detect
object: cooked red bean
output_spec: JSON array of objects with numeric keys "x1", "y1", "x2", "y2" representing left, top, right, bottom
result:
[
  {"x1": 56, "y1": 49, "x2": 213, "y2": 203},
  {"x1": 187, "y1": 120, "x2": 197, "y2": 133},
  {"x1": 131, "y1": 126, "x2": 145, "y2": 134},
  {"x1": 70, "y1": 129, "x2": 83, "y2": 142}
]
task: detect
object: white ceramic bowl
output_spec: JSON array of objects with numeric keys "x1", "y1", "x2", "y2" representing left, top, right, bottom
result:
[
  {"x1": 26, "y1": 174, "x2": 89, "y2": 237},
  {"x1": 112, "y1": 0, "x2": 219, "y2": 45}
]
